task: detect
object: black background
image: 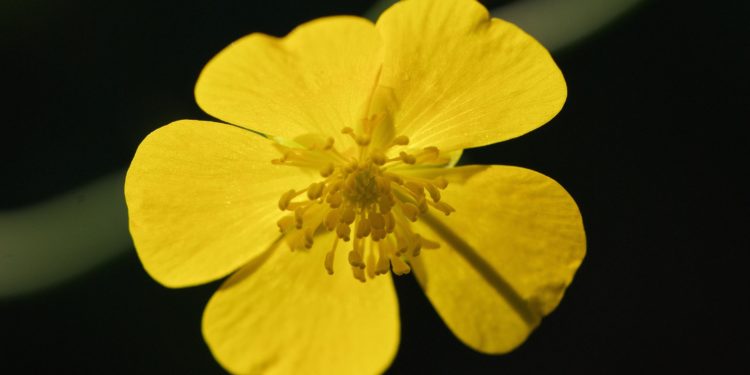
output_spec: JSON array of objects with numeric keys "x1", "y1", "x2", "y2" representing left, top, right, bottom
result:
[{"x1": 1, "y1": 0, "x2": 748, "y2": 373}]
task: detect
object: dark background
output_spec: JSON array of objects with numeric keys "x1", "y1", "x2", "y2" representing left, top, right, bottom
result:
[{"x1": 1, "y1": 0, "x2": 748, "y2": 373}]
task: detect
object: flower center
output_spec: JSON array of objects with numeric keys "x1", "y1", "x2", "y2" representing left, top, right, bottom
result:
[{"x1": 271, "y1": 119, "x2": 455, "y2": 282}]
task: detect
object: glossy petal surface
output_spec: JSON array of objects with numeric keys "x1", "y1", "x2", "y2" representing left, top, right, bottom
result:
[
  {"x1": 125, "y1": 120, "x2": 312, "y2": 287},
  {"x1": 412, "y1": 165, "x2": 585, "y2": 353},
  {"x1": 195, "y1": 16, "x2": 383, "y2": 147},
  {"x1": 376, "y1": 0, "x2": 566, "y2": 151},
  {"x1": 203, "y1": 232, "x2": 400, "y2": 375}
]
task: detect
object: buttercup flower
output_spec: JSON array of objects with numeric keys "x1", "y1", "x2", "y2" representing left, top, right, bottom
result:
[{"x1": 125, "y1": 0, "x2": 586, "y2": 373}]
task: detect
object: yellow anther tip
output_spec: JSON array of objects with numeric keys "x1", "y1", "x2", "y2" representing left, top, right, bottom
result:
[
  {"x1": 324, "y1": 251, "x2": 335, "y2": 275},
  {"x1": 393, "y1": 135, "x2": 409, "y2": 146}
]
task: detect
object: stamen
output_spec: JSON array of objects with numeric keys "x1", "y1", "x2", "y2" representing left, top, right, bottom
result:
[
  {"x1": 370, "y1": 213, "x2": 385, "y2": 230},
  {"x1": 278, "y1": 189, "x2": 296, "y2": 210},
  {"x1": 391, "y1": 135, "x2": 409, "y2": 146},
  {"x1": 320, "y1": 163, "x2": 334, "y2": 177},
  {"x1": 340, "y1": 205, "x2": 356, "y2": 224},
  {"x1": 399, "y1": 202, "x2": 419, "y2": 222},
  {"x1": 430, "y1": 201, "x2": 455, "y2": 215},
  {"x1": 405, "y1": 181, "x2": 425, "y2": 197},
  {"x1": 348, "y1": 249, "x2": 365, "y2": 269},
  {"x1": 294, "y1": 206, "x2": 305, "y2": 228},
  {"x1": 277, "y1": 216, "x2": 295, "y2": 233},
  {"x1": 389, "y1": 254, "x2": 411, "y2": 276},
  {"x1": 375, "y1": 241, "x2": 391, "y2": 275},
  {"x1": 371, "y1": 151, "x2": 386, "y2": 166},
  {"x1": 366, "y1": 240, "x2": 377, "y2": 279},
  {"x1": 356, "y1": 217, "x2": 371, "y2": 238},
  {"x1": 336, "y1": 222, "x2": 351, "y2": 241},
  {"x1": 324, "y1": 236, "x2": 339, "y2": 275},
  {"x1": 324, "y1": 208, "x2": 340, "y2": 230},
  {"x1": 433, "y1": 176, "x2": 448, "y2": 189},
  {"x1": 307, "y1": 182, "x2": 324, "y2": 200},
  {"x1": 271, "y1": 119, "x2": 456, "y2": 280},
  {"x1": 426, "y1": 184, "x2": 441, "y2": 202},
  {"x1": 352, "y1": 266, "x2": 366, "y2": 282},
  {"x1": 399, "y1": 151, "x2": 416, "y2": 164}
]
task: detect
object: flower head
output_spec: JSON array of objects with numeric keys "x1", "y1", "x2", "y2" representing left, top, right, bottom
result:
[{"x1": 125, "y1": 0, "x2": 586, "y2": 373}]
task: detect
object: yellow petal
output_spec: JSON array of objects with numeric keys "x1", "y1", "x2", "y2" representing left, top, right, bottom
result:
[
  {"x1": 411, "y1": 165, "x2": 585, "y2": 353},
  {"x1": 376, "y1": 0, "x2": 567, "y2": 151},
  {"x1": 125, "y1": 120, "x2": 314, "y2": 287},
  {"x1": 195, "y1": 16, "x2": 383, "y2": 147},
  {"x1": 203, "y1": 232, "x2": 400, "y2": 375}
]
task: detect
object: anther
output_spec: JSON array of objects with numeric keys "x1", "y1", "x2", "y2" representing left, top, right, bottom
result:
[
  {"x1": 370, "y1": 213, "x2": 385, "y2": 230},
  {"x1": 390, "y1": 255, "x2": 411, "y2": 276},
  {"x1": 371, "y1": 228, "x2": 386, "y2": 241},
  {"x1": 371, "y1": 151, "x2": 387, "y2": 166},
  {"x1": 426, "y1": 184, "x2": 441, "y2": 202},
  {"x1": 356, "y1": 218, "x2": 371, "y2": 238},
  {"x1": 420, "y1": 235, "x2": 441, "y2": 249},
  {"x1": 327, "y1": 192, "x2": 343, "y2": 208},
  {"x1": 324, "y1": 237, "x2": 339, "y2": 275},
  {"x1": 376, "y1": 176, "x2": 391, "y2": 195},
  {"x1": 355, "y1": 134, "x2": 371, "y2": 146},
  {"x1": 405, "y1": 181, "x2": 424, "y2": 197},
  {"x1": 366, "y1": 245, "x2": 377, "y2": 279},
  {"x1": 294, "y1": 206, "x2": 305, "y2": 228},
  {"x1": 336, "y1": 222, "x2": 351, "y2": 241},
  {"x1": 433, "y1": 176, "x2": 448, "y2": 189},
  {"x1": 433, "y1": 201, "x2": 455, "y2": 215},
  {"x1": 396, "y1": 235, "x2": 408, "y2": 254},
  {"x1": 320, "y1": 163, "x2": 334, "y2": 177},
  {"x1": 324, "y1": 209, "x2": 340, "y2": 231},
  {"x1": 399, "y1": 151, "x2": 416, "y2": 164},
  {"x1": 375, "y1": 243, "x2": 391, "y2": 275},
  {"x1": 392, "y1": 135, "x2": 409, "y2": 146},
  {"x1": 412, "y1": 236, "x2": 422, "y2": 256},
  {"x1": 386, "y1": 173, "x2": 403, "y2": 185},
  {"x1": 278, "y1": 189, "x2": 296, "y2": 210},
  {"x1": 307, "y1": 182, "x2": 324, "y2": 200},
  {"x1": 423, "y1": 146, "x2": 439, "y2": 155},
  {"x1": 276, "y1": 216, "x2": 295, "y2": 233},
  {"x1": 303, "y1": 228, "x2": 314, "y2": 249},
  {"x1": 352, "y1": 266, "x2": 366, "y2": 282},
  {"x1": 416, "y1": 196, "x2": 429, "y2": 214},
  {"x1": 385, "y1": 211, "x2": 396, "y2": 233},
  {"x1": 324, "y1": 251, "x2": 335, "y2": 275},
  {"x1": 340, "y1": 205, "x2": 356, "y2": 224},
  {"x1": 378, "y1": 195, "x2": 394, "y2": 213},
  {"x1": 348, "y1": 250, "x2": 365, "y2": 269},
  {"x1": 400, "y1": 202, "x2": 419, "y2": 221}
]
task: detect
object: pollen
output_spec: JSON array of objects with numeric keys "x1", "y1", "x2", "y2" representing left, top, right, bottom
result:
[{"x1": 271, "y1": 116, "x2": 455, "y2": 281}]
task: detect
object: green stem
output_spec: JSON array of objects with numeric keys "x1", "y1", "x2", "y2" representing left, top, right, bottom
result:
[{"x1": 0, "y1": 172, "x2": 130, "y2": 298}]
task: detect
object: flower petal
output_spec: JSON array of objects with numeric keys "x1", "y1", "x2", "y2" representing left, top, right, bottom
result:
[
  {"x1": 411, "y1": 165, "x2": 585, "y2": 353},
  {"x1": 195, "y1": 16, "x2": 383, "y2": 146},
  {"x1": 203, "y1": 232, "x2": 400, "y2": 375},
  {"x1": 375, "y1": 0, "x2": 567, "y2": 151},
  {"x1": 125, "y1": 120, "x2": 314, "y2": 287}
]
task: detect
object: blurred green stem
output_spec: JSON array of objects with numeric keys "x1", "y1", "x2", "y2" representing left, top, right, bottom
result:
[
  {"x1": 0, "y1": 172, "x2": 129, "y2": 298},
  {"x1": 491, "y1": 0, "x2": 644, "y2": 52},
  {"x1": 1, "y1": 0, "x2": 642, "y2": 299}
]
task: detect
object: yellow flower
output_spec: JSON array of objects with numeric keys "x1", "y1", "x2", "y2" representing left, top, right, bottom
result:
[{"x1": 124, "y1": 0, "x2": 586, "y2": 373}]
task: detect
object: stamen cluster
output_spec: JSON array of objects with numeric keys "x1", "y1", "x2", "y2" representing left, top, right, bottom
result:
[{"x1": 272, "y1": 122, "x2": 455, "y2": 281}]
